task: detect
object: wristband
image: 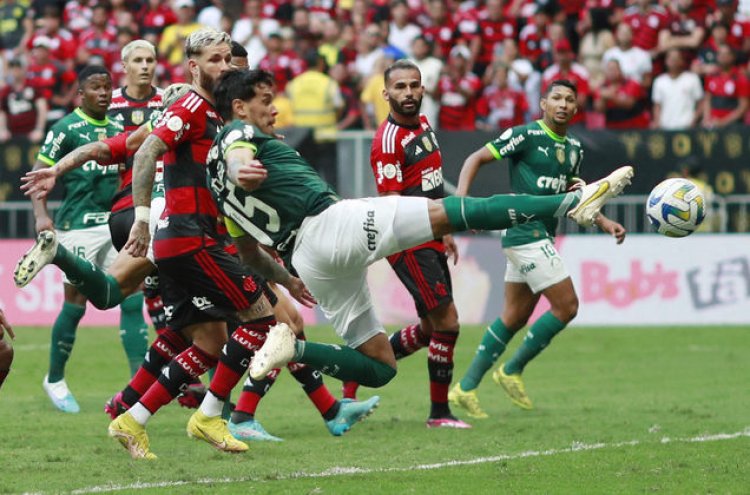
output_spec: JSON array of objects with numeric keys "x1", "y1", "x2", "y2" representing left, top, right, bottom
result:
[{"x1": 134, "y1": 206, "x2": 151, "y2": 224}]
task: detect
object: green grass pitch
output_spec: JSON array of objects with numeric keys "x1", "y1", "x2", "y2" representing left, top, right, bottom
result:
[{"x1": 1, "y1": 324, "x2": 748, "y2": 494}]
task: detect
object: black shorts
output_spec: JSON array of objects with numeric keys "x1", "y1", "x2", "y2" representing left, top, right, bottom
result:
[
  {"x1": 389, "y1": 247, "x2": 453, "y2": 317},
  {"x1": 156, "y1": 245, "x2": 276, "y2": 331},
  {"x1": 108, "y1": 208, "x2": 134, "y2": 252}
]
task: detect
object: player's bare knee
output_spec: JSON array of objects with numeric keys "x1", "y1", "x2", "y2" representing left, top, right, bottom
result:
[
  {"x1": 552, "y1": 296, "x2": 578, "y2": 323},
  {"x1": 237, "y1": 295, "x2": 274, "y2": 322}
]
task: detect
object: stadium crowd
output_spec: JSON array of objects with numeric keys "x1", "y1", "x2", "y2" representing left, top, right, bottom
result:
[{"x1": 0, "y1": 0, "x2": 749, "y2": 143}]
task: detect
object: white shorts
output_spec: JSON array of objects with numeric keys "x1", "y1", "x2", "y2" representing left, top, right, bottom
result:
[
  {"x1": 57, "y1": 224, "x2": 117, "y2": 285},
  {"x1": 292, "y1": 196, "x2": 433, "y2": 347},
  {"x1": 146, "y1": 196, "x2": 166, "y2": 264},
  {"x1": 504, "y1": 239, "x2": 569, "y2": 294}
]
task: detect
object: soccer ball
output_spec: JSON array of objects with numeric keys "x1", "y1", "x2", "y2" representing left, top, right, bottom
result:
[{"x1": 646, "y1": 178, "x2": 706, "y2": 237}]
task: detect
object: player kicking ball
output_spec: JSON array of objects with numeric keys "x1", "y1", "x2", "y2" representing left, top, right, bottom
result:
[{"x1": 200, "y1": 68, "x2": 633, "y2": 408}]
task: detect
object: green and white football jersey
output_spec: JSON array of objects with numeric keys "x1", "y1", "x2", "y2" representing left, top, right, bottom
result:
[
  {"x1": 486, "y1": 120, "x2": 583, "y2": 247},
  {"x1": 207, "y1": 120, "x2": 340, "y2": 255},
  {"x1": 38, "y1": 108, "x2": 123, "y2": 230}
]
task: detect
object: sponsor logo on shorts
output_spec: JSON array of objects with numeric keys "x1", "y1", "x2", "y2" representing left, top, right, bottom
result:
[
  {"x1": 435, "y1": 282, "x2": 448, "y2": 297},
  {"x1": 192, "y1": 296, "x2": 214, "y2": 311},
  {"x1": 520, "y1": 263, "x2": 536, "y2": 274},
  {"x1": 164, "y1": 305, "x2": 174, "y2": 319},
  {"x1": 363, "y1": 210, "x2": 378, "y2": 251}
]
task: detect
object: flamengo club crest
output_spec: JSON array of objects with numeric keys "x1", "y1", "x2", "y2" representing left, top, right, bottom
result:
[{"x1": 131, "y1": 110, "x2": 145, "y2": 126}]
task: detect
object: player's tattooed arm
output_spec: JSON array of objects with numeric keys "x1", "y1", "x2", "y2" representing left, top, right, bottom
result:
[
  {"x1": 125, "y1": 134, "x2": 168, "y2": 257},
  {"x1": 233, "y1": 235, "x2": 316, "y2": 307},
  {"x1": 21, "y1": 142, "x2": 112, "y2": 200}
]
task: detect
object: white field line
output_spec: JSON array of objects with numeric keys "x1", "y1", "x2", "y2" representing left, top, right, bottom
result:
[{"x1": 21, "y1": 427, "x2": 750, "y2": 495}]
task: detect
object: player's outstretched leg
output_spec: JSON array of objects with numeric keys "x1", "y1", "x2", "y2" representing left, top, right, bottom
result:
[
  {"x1": 567, "y1": 166, "x2": 635, "y2": 227},
  {"x1": 15, "y1": 230, "x2": 124, "y2": 309},
  {"x1": 249, "y1": 324, "x2": 397, "y2": 387}
]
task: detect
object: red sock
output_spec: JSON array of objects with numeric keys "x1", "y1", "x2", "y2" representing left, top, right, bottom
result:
[
  {"x1": 122, "y1": 329, "x2": 188, "y2": 406},
  {"x1": 208, "y1": 318, "x2": 274, "y2": 399},
  {"x1": 342, "y1": 381, "x2": 359, "y2": 400},
  {"x1": 390, "y1": 324, "x2": 429, "y2": 359},
  {"x1": 427, "y1": 331, "x2": 458, "y2": 406},
  {"x1": 288, "y1": 362, "x2": 337, "y2": 416},
  {"x1": 234, "y1": 368, "x2": 280, "y2": 415},
  {"x1": 139, "y1": 345, "x2": 217, "y2": 414}
]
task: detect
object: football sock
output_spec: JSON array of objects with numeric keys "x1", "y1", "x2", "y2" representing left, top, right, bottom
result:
[
  {"x1": 138, "y1": 344, "x2": 217, "y2": 420},
  {"x1": 504, "y1": 312, "x2": 566, "y2": 375},
  {"x1": 206, "y1": 317, "x2": 275, "y2": 416},
  {"x1": 428, "y1": 330, "x2": 458, "y2": 418},
  {"x1": 53, "y1": 245, "x2": 123, "y2": 310},
  {"x1": 288, "y1": 362, "x2": 339, "y2": 420},
  {"x1": 143, "y1": 272, "x2": 167, "y2": 333},
  {"x1": 460, "y1": 318, "x2": 514, "y2": 391},
  {"x1": 121, "y1": 328, "x2": 189, "y2": 406},
  {"x1": 390, "y1": 324, "x2": 429, "y2": 359},
  {"x1": 47, "y1": 302, "x2": 85, "y2": 382},
  {"x1": 442, "y1": 192, "x2": 580, "y2": 232},
  {"x1": 231, "y1": 369, "x2": 281, "y2": 423},
  {"x1": 119, "y1": 292, "x2": 149, "y2": 377},
  {"x1": 343, "y1": 324, "x2": 428, "y2": 399},
  {"x1": 294, "y1": 341, "x2": 396, "y2": 387}
]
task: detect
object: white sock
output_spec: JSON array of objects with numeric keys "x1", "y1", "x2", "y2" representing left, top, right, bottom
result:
[
  {"x1": 128, "y1": 403, "x2": 152, "y2": 425},
  {"x1": 198, "y1": 390, "x2": 224, "y2": 418}
]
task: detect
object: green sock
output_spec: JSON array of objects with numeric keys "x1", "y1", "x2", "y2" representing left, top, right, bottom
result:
[
  {"x1": 294, "y1": 341, "x2": 396, "y2": 388},
  {"x1": 53, "y1": 245, "x2": 123, "y2": 310},
  {"x1": 460, "y1": 318, "x2": 514, "y2": 391},
  {"x1": 504, "y1": 312, "x2": 566, "y2": 375},
  {"x1": 119, "y1": 292, "x2": 149, "y2": 377},
  {"x1": 443, "y1": 192, "x2": 579, "y2": 232},
  {"x1": 48, "y1": 302, "x2": 86, "y2": 382}
]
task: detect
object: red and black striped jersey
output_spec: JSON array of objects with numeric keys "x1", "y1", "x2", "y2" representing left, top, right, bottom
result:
[
  {"x1": 371, "y1": 114, "x2": 445, "y2": 254},
  {"x1": 151, "y1": 90, "x2": 223, "y2": 260},
  {"x1": 108, "y1": 86, "x2": 163, "y2": 213}
]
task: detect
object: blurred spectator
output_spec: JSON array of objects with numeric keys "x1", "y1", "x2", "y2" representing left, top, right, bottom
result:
[
  {"x1": 287, "y1": 50, "x2": 344, "y2": 138},
  {"x1": 603, "y1": 24, "x2": 652, "y2": 86},
  {"x1": 542, "y1": 38, "x2": 590, "y2": 125},
  {"x1": 470, "y1": 0, "x2": 517, "y2": 77},
  {"x1": 708, "y1": 0, "x2": 750, "y2": 54},
  {"x1": 158, "y1": 0, "x2": 202, "y2": 67},
  {"x1": 577, "y1": 9, "x2": 614, "y2": 88},
  {"x1": 0, "y1": 0, "x2": 32, "y2": 58},
  {"x1": 519, "y1": 5, "x2": 554, "y2": 70},
  {"x1": 329, "y1": 62, "x2": 363, "y2": 130},
  {"x1": 353, "y1": 23, "x2": 387, "y2": 81},
  {"x1": 26, "y1": 35, "x2": 76, "y2": 128},
  {"x1": 197, "y1": 0, "x2": 225, "y2": 31},
  {"x1": 421, "y1": 0, "x2": 457, "y2": 59},
  {"x1": 388, "y1": 0, "x2": 421, "y2": 57},
  {"x1": 231, "y1": 0, "x2": 280, "y2": 68},
  {"x1": 142, "y1": 0, "x2": 178, "y2": 39},
  {"x1": 593, "y1": 59, "x2": 650, "y2": 129},
  {"x1": 651, "y1": 48, "x2": 703, "y2": 129},
  {"x1": 0, "y1": 59, "x2": 47, "y2": 143},
  {"x1": 78, "y1": 3, "x2": 118, "y2": 69},
  {"x1": 693, "y1": 22, "x2": 729, "y2": 76},
  {"x1": 476, "y1": 64, "x2": 528, "y2": 131},
  {"x1": 360, "y1": 56, "x2": 392, "y2": 130},
  {"x1": 409, "y1": 34, "x2": 442, "y2": 127},
  {"x1": 63, "y1": 0, "x2": 93, "y2": 37},
  {"x1": 111, "y1": 27, "x2": 136, "y2": 87},
  {"x1": 621, "y1": 0, "x2": 670, "y2": 55},
  {"x1": 258, "y1": 32, "x2": 305, "y2": 93},
  {"x1": 319, "y1": 19, "x2": 345, "y2": 68},
  {"x1": 702, "y1": 44, "x2": 750, "y2": 128},
  {"x1": 495, "y1": 38, "x2": 542, "y2": 120},
  {"x1": 658, "y1": 0, "x2": 706, "y2": 62},
  {"x1": 27, "y1": 6, "x2": 78, "y2": 70},
  {"x1": 435, "y1": 44, "x2": 481, "y2": 130}
]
